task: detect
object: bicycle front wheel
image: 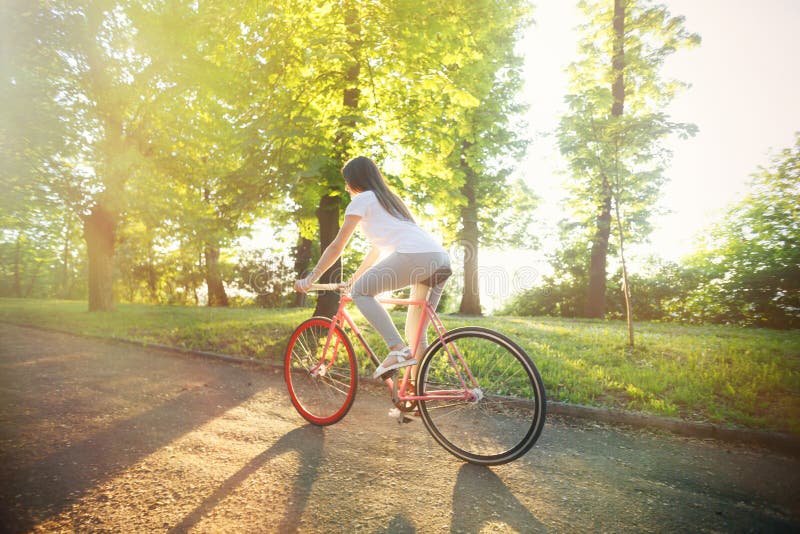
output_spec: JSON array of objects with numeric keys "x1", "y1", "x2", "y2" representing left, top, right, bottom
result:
[
  {"x1": 417, "y1": 327, "x2": 546, "y2": 465},
  {"x1": 285, "y1": 317, "x2": 358, "y2": 426}
]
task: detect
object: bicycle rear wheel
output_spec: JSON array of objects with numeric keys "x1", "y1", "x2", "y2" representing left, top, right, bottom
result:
[
  {"x1": 417, "y1": 327, "x2": 546, "y2": 465},
  {"x1": 285, "y1": 317, "x2": 358, "y2": 426}
]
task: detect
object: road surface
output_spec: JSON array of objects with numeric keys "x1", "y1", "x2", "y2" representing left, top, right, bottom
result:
[{"x1": 1, "y1": 323, "x2": 798, "y2": 532}]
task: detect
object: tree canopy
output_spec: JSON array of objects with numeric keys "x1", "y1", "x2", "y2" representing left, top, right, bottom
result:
[
  {"x1": 2, "y1": 1, "x2": 795, "y2": 331},
  {"x1": 0, "y1": 0, "x2": 532, "y2": 312}
]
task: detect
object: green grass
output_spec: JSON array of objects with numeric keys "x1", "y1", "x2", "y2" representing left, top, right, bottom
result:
[
  {"x1": 478, "y1": 316, "x2": 800, "y2": 433},
  {"x1": 1, "y1": 298, "x2": 798, "y2": 433},
  {"x1": 0, "y1": 298, "x2": 307, "y2": 361}
]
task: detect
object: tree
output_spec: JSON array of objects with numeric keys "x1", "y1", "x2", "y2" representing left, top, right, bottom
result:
[
  {"x1": 557, "y1": 0, "x2": 699, "y2": 336},
  {"x1": 309, "y1": 0, "x2": 363, "y2": 317},
  {"x1": 1, "y1": 1, "x2": 86, "y2": 300},
  {"x1": 78, "y1": 1, "x2": 157, "y2": 311},
  {"x1": 385, "y1": 0, "x2": 533, "y2": 316},
  {"x1": 127, "y1": 0, "x2": 276, "y2": 307},
  {"x1": 448, "y1": 0, "x2": 532, "y2": 316},
  {"x1": 671, "y1": 136, "x2": 800, "y2": 328},
  {"x1": 2, "y1": 1, "x2": 158, "y2": 311},
  {"x1": 220, "y1": 0, "x2": 366, "y2": 317}
]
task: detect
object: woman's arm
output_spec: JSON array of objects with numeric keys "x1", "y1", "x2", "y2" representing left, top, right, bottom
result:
[{"x1": 294, "y1": 214, "x2": 360, "y2": 293}]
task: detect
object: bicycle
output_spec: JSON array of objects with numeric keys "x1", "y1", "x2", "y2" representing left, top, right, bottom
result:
[{"x1": 284, "y1": 274, "x2": 546, "y2": 466}]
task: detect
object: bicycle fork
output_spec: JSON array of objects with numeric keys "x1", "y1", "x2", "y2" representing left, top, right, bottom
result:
[{"x1": 310, "y1": 317, "x2": 347, "y2": 378}]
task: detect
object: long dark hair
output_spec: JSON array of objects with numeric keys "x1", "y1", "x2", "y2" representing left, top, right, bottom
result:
[{"x1": 341, "y1": 156, "x2": 414, "y2": 222}]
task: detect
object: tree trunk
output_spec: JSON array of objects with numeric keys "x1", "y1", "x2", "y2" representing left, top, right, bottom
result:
[
  {"x1": 585, "y1": 0, "x2": 625, "y2": 319},
  {"x1": 458, "y1": 217, "x2": 481, "y2": 315},
  {"x1": 293, "y1": 236, "x2": 312, "y2": 307},
  {"x1": 312, "y1": 0, "x2": 360, "y2": 318},
  {"x1": 13, "y1": 234, "x2": 22, "y2": 298},
  {"x1": 615, "y1": 198, "x2": 634, "y2": 346},
  {"x1": 585, "y1": 194, "x2": 611, "y2": 318},
  {"x1": 612, "y1": 0, "x2": 633, "y2": 344},
  {"x1": 24, "y1": 262, "x2": 41, "y2": 298},
  {"x1": 204, "y1": 245, "x2": 229, "y2": 307},
  {"x1": 147, "y1": 245, "x2": 158, "y2": 303},
  {"x1": 611, "y1": 0, "x2": 626, "y2": 117},
  {"x1": 82, "y1": 5, "x2": 126, "y2": 313},
  {"x1": 458, "y1": 149, "x2": 482, "y2": 315},
  {"x1": 84, "y1": 205, "x2": 116, "y2": 312},
  {"x1": 61, "y1": 217, "x2": 72, "y2": 298},
  {"x1": 192, "y1": 252, "x2": 202, "y2": 305},
  {"x1": 313, "y1": 195, "x2": 343, "y2": 318}
]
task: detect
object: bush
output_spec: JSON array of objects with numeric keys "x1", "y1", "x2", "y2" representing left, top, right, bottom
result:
[
  {"x1": 500, "y1": 277, "x2": 585, "y2": 317},
  {"x1": 234, "y1": 250, "x2": 295, "y2": 308}
]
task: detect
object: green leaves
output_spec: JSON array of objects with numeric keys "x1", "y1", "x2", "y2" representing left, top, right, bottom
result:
[
  {"x1": 3, "y1": 0, "x2": 530, "y2": 306},
  {"x1": 676, "y1": 136, "x2": 800, "y2": 328},
  {"x1": 559, "y1": 1, "x2": 700, "y2": 235}
]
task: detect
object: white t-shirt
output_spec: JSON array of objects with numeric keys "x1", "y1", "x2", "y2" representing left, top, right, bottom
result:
[{"x1": 344, "y1": 190, "x2": 445, "y2": 254}]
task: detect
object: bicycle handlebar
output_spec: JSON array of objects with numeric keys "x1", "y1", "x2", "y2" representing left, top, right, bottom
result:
[{"x1": 308, "y1": 283, "x2": 349, "y2": 292}]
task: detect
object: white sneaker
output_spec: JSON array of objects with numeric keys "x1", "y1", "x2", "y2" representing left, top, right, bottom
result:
[{"x1": 372, "y1": 347, "x2": 416, "y2": 378}]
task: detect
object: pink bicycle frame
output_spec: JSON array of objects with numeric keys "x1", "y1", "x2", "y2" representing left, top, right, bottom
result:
[{"x1": 318, "y1": 289, "x2": 481, "y2": 404}]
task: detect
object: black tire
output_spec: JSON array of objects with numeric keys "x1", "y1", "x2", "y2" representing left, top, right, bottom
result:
[
  {"x1": 416, "y1": 327, "x2": 546, "y2": 465},
  {"x1": 285, "y1": 317, "x2": 358, "y2": 426}
]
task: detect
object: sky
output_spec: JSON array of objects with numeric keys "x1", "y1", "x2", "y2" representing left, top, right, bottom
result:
[{"x1": 517, "y1": 0, "x2": 800, "y2": 263}]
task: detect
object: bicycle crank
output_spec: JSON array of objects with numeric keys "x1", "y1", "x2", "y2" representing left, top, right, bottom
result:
[{"x1": 392, "y1": 379, "x2": 418, "y2": 412}]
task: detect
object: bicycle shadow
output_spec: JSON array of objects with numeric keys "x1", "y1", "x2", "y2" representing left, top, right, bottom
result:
[
  {"x1": 450, "y1": 463, "x2": 545, "y2": 533},
  {"x1": 374, "y1": 514, "x2": 416, "y2": 533},
  {"x1": 169, "y1": 424, "x2": 324, "y2": 533}
]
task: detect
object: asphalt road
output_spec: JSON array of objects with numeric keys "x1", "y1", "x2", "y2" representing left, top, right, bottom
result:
[{"x1": 1, "y1": 323, "x2": 798, "y2": 533}]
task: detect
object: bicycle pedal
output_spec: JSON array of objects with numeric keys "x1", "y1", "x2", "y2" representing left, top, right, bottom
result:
[
  {"x1": 388, "y1": 407, "x2": 414, "y2": 424},
  {"x1": 379, "y1": 369, "x2": 398, "y2": 380}
]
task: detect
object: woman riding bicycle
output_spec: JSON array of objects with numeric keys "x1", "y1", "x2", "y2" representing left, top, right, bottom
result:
[{"x1": 294, "y1": 156, "x2": 450, "y2": 378}]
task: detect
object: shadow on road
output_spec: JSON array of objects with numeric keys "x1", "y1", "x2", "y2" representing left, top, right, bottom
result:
[
  {"x1": 0, "y1": 383, "x2": 260, "y2": 533},
  {"x1": 451, "y1": 463, "x2": 545, "y2": 533},
  {"x1": 374, "y1": 513, "x2": 416, "y2": 533},
  {"x1": 169, "y1": 424, "x2": 324, "y2": 533}
]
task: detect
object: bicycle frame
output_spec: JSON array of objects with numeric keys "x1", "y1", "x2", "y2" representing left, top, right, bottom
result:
[{"x1": 311, "y1": 286, "x2": 480, "y2": 405}]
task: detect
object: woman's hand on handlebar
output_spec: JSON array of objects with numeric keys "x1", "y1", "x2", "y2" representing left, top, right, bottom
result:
[{"x1": 294, "y1": 276, "x2": 314, "y2": 293}]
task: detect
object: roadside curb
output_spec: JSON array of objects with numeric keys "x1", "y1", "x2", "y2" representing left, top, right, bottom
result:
[{"x1": 4, "y1": 321, "x2": 799, "y2": 459}]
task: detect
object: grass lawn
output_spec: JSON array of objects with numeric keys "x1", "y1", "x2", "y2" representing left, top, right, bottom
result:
[{"x1": 1, "y1": 298, "x2": 798, "y2": 433}]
